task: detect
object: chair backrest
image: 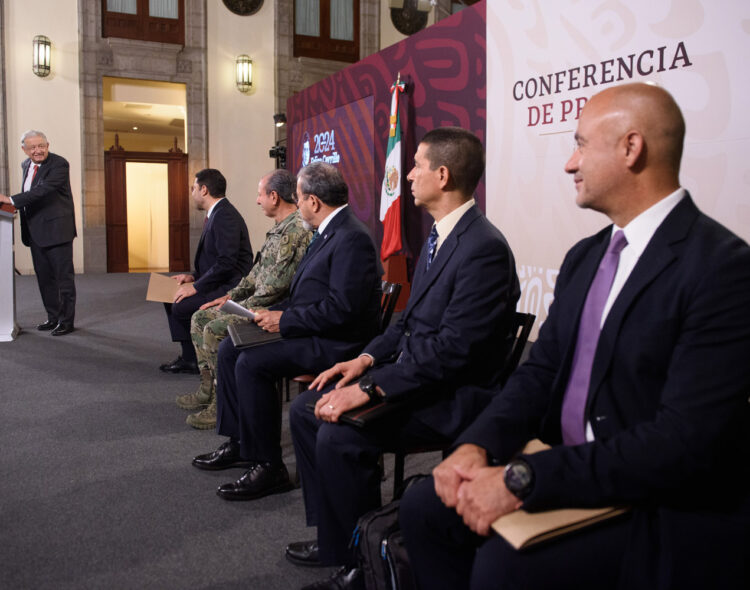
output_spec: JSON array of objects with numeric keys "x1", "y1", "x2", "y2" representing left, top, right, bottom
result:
[
  {"x1": 499, "y1": 311, "x2": 536, "y2": 385},
  {"x1": 379, "y1": 281, "x2": 402, "y2": 333}
]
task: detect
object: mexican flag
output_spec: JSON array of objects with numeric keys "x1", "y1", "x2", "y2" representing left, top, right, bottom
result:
[{"x1": 379, "y1": 76, "x2": 406, "y2": 261}]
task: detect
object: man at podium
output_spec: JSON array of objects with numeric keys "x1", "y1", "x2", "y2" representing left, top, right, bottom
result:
[{"x1": 0, "y1": 130, "x2": 77, "y2": 336}]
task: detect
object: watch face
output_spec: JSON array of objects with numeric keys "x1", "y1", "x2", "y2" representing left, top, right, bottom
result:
[
  {"x1": 509, "y1": 463, "x2": 532, "y2": 488},
  {"x1": 359, "y1": 375, "x2": 374, "y2": 392},
  {"x1": 505, "y1": 460, "x2": 533, "y2": 498}
]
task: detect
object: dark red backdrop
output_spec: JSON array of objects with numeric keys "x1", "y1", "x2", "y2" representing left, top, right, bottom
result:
[{"x1": 287, "y1": 1, "x2": 487, "y2": 264}]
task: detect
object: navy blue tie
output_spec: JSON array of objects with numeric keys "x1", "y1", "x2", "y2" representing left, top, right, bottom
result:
[
  {"x1": 306, "y1": 230, "x2": 320, "y2": 253},
  {"x1": 425, "y1": 225, "x2": 438, "y2": 270}
]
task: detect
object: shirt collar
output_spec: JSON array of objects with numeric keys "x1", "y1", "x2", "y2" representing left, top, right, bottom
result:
[
  {"x1": 269, "y1": 209, "x2": 299, "y2": 236},
  {"x1": 316, "y1": 204, "x2": 347, "y2": 235},
  {"x1": 613, "y1": 188, "x2": 685, "y2": 258},
  {"x1": 206, "y1": 197, "x2": 224, "y2": 219},
  {"x1": 434, "y1": 198, "x2": 475, "y2": 251}
]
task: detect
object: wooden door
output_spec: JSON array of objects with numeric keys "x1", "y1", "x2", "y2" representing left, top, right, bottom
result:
[{"x1": 104, "y1": 151, "x2": 189, "y2": 272}]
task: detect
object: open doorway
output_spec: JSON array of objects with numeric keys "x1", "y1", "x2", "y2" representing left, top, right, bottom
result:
[{"x1": 102, "y1": 77, "x2": 189, "y2": 273}]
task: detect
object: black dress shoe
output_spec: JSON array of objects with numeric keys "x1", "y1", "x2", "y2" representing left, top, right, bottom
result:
[
  {"x1": 192, "y1": 441, "x2": 254, "y2": 471},
  {"x1": 51, "y1": 323, "x2": 74, "y2": 336},
  {"x1": 300, "y1": 567, "x2": 364, "y2": 590},
  {"x1": 37, "y1": 320, "x2": 57, "y2": 331},
  {"x1": 216, "y1": 462, "x2": 294, "y2": 501},
  {"x1": 159, "y1": 356, "x2": 199, "y2": 374},
  {"x1": 286, "y1": 540, "x2": 323, "y2": 567}
]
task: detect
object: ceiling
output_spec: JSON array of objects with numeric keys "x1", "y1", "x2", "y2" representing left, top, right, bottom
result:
[{"x1": 103, "y1": 101, "x2": 186, "y2": 136}]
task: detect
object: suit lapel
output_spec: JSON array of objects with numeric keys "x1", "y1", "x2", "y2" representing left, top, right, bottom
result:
[
  {"x1": 401, "y1": 206, "x2": 479, "y2": 321},
  {"x1": 290, "y1": 207, "x2": 348, "y2": 294},
  {"x1": 196, "y1": 218, "x2": 208, "y2": 260},
  {"x1": 587, "y1": 195, "x2": 698, "y2": 404},
  {"x1": 196, "y1": 199, "x2": 222, "y2": 268},
  {"x1": 556, "y1": 232, "x2": 612, "y2": 386}
]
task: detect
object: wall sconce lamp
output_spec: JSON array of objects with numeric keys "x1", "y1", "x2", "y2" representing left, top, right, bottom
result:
[
  {"x1": 273, "y1": 113, "x2": 286, "y2": 127},
  {"x1": 235, "y1": 55, "x2": 253, "y2": 92},
  {"x1": 32, "y1": 35, "x2": 52, "y2": 78}
]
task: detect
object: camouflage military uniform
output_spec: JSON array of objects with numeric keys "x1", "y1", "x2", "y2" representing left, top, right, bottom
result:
[
  {"x1": 192, "y1": 209, "x2": 310, "y2": 372},
  {"x1": 178, "y1": 210, "x2": 311, "y2": 426}
]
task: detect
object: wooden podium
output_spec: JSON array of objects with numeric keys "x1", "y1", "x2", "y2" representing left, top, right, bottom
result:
[{"x1": 0, "y1": 204, "x2": 19, "y2": 341}]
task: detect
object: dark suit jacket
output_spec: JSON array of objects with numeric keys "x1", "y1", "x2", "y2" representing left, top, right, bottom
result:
[
  {"x1": 12, "y1": 152, "x2": 76, "y2": 248},
  {"x1": 192, "y1": 198, "x2": 253, "y2": 299},
  {"x1": 273, "y1": 206, "x2": 381, "y2": 363},
  {"x1": 365, "y1": 205, "x2": 520, "y2": 438},
  {"x1": 459, "y1": 195, "x2": 750, "y2": 588}
]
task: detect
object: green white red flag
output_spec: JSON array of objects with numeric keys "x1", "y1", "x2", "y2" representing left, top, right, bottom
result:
[{"x1": 379, "y1": 74, "x2": 406, "y2": 261}]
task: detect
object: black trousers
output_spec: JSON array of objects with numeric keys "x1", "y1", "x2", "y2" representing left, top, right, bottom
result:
[
  {"x1": 289, "y1": 386, "x2": 449, "y2": 566},
  {"x1": 29, "y1": 239, "x2": 76, "y2": 325},
  {"x1": 399, "y1": 476, "x2": 631, "y2": 590},
  {"x1": 215, "y1": 337, "x2": 363, "y2": 466}
]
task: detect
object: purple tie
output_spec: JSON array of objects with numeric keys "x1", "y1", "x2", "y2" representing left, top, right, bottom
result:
[{"x1": 561, "y1": 230, "x2": 628, "y2": 445}]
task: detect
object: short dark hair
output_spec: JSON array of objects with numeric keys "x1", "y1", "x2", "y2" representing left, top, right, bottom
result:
[
  {"x1": 265, "y1": 169, "x2": 297, "y2": 204},
  {"x1": 195, "y1": 168, "x2": 227, "y2": 197},
  {"x1": 420, "y1": 127, "x2": 485, "y2": 197},
  {"x1": 297, "y1": 162, "x2": 348, "y2": 207}
]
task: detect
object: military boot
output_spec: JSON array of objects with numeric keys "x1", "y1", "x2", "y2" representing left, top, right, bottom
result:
[
  {"x1": 175, "y1": 368, "x2": 214, "y2": 410},
  {"x1": 186, "y1": 396, "x2": 216, "y2": 430}
]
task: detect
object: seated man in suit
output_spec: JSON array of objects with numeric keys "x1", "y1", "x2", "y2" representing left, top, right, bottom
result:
[
  {"x1": 400, "y1": 83, "x2": 750, "y2": 590},
  {"x1": 159, "y1": 168, "x2": 253, "y2": 374},
  {"x1": 286, "y1": 127, "x2": 520, "y2": 589},
  {"x1": 192, "y1": 162, "x2": 382, "y2": 501},
  {"x1": 176, "y1": 168, "x2": 311, "y2": 430}
]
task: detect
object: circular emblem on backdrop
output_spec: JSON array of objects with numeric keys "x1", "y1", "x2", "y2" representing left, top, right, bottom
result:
[
  {"x1": 385, "y1": 165, "x2": 400, "y2": 196},
  {"x1": 222, "y1": 0, "x2": 264, "y2": 16}
]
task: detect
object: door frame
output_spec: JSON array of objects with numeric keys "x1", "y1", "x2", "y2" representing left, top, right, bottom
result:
[{"x1": 104, "y1": 150, "x2": 189, "y2": 273}]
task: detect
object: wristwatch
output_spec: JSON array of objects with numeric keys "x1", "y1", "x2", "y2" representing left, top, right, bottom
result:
[
  {"x1": 504, "y1": 458, "x2": 534, "y2": 500},
  {"x1": 358, "y1": 375, "x2": 381, "y2": 402}
]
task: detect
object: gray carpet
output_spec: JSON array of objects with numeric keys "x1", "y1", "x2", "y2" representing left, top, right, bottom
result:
[{"x1": 0, "y1": 273, "x2": 440, "y2": 590}]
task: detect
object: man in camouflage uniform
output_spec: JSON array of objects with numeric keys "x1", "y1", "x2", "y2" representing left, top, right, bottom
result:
[{"x1": 176, "y1": 169, "x2": 311, "y2": 429}]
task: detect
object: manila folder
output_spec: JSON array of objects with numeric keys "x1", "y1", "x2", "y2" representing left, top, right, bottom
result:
[
  {"x1": 492, "y1": 505, "x2": 628, "y2": 550},
  {"x1": 491, "y1": 440, "x2": 629, "y2": 550},
  {"x1": 146, "y1": 272, "x2": 179, "y2": 303}
]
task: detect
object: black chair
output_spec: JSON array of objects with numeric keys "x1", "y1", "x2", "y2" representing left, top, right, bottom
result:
[
  {"x1": 388, "y1": 311, "x2": 536, "y2": 497},
  {"x1": 378, "y1": 280, "x2": 402, "y2": 333},
  {"x1": 283, "y1": 281, "x2": 403, "y2": 402}
]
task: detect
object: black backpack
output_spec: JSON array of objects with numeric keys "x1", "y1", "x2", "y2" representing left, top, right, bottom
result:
[{"x1": 348, "y1": 475, "x2": 425, "y2": 590}]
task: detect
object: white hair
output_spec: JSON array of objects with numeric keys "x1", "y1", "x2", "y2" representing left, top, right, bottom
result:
[{"x1": 20, "y1": 130, "x2": 48, "y2": 146}]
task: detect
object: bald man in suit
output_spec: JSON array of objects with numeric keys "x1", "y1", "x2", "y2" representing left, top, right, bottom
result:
[{"x1": 401, "y1": 83, "x2": 750, "y2": 590}]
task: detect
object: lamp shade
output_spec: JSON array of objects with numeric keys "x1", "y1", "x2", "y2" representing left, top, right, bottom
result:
[
  {"x1": 235, "y1": 55, "x2": 253, "y2": 92},
  {"x1": 32, "y1": 35, "x2": 51, "y2": 78}
]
